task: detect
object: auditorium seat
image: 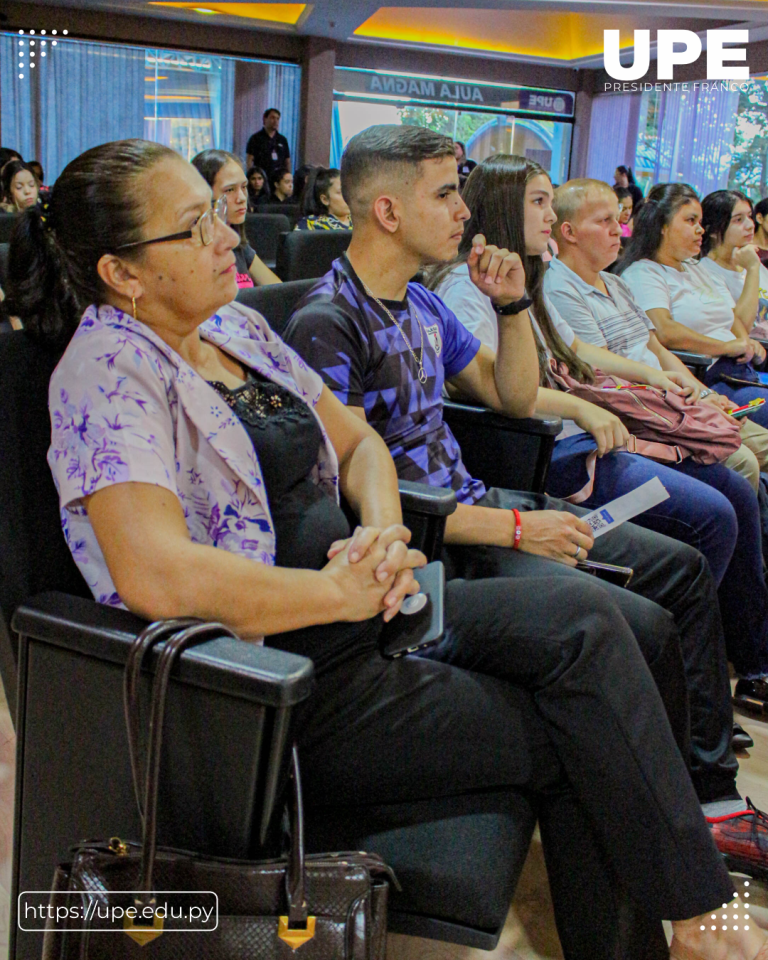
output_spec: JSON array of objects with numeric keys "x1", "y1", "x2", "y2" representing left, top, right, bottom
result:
[
  {"x1": 243, "y1": 212, "x2": 291, "y2": 268},
  {"x1": 0, "y1": 328, "x2": 544, "y2": 957},
  {"x1": 670, "y1": 350, "x2": 713, "y2": 379},
  {"x1": 0, "y1": 242, "x2": 8, "y2": 289},
  {"x1": 275, "y1": 230, "x2": 352, "y2": 281},
  {"x1": 237, "y1": 278, "x2": 315, "y2": 333},
  {"x1": 0, "y1": 215, "x2": 16, "y2": 244},
  {"x1": 253, "y1": 202, "x2": 301, "y2": 224}
]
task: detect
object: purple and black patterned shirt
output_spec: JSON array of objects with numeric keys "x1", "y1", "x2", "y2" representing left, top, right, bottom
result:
[{"x1": 284, "y1": 254, "x2": 486, "y2": 504}]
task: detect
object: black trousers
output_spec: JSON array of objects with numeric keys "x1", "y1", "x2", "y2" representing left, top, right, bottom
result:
[
  {"x1": 445, "y1": 487, "x2": 738, "y2": 805},
  {"x1": 291, "y1": 573, "x2": 733, "y2": 960}
]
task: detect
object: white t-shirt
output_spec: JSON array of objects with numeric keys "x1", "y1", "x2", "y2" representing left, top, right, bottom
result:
[
  {"x1": 621, "y1": 258, "x2": 736, "y2": 343},
  {"x1": 436, "y1": 262, "x2": 576, "y2": 352},
  {"x1": 436, "y1": 262, "x2": 584, "y2": 439},
  {"x1": 698, "y1": 256, "x2": 768, "y2": 339}
]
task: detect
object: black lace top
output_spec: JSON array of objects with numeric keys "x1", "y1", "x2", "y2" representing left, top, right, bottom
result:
[
  {"x1": 209, "y1": 369, "x2": 379, "y2": 669},
  {"x1": 208, "y1": 370, "x2": 350, "y2": 571}
]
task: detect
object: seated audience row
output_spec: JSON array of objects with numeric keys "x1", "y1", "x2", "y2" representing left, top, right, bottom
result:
[
  {"x1": 618, "y1": 184, "x2": 768, "y2": 428},
  {"x1": 6, "y1": 127, "x2": 768, "y2": 960}
]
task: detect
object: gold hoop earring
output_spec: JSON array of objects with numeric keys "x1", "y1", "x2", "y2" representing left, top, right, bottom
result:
[{"x1": 132, "y1": 296, "x2": 138, "y2": 321}]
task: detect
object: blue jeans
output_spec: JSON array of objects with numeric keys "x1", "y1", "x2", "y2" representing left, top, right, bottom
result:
[{"x1": 547, "y1": 432, "x2": 768, "y2": 678}]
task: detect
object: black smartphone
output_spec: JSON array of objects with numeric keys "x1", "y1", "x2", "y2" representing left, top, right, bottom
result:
[
  {"x1": 575, "y1": 559, "x2": 634, "y2": 589},
  {"x1": 378, "y1": 561, "x2": 445, "y2": 660}
]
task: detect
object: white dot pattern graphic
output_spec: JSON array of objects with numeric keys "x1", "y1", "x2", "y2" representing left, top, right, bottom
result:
[{"x1": 15, "y1": 25, "x2": 69, "y2": 77}]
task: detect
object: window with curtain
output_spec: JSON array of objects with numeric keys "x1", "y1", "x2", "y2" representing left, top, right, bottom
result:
[
  {"x1": 0, "y1": 32, "x2": 301, "y2": 182},
  {"x1": 585, "y1": 94, "x2": 633, "y2": 186},
  {"x1": 143, "y1": 48, "x2": 235, "y2": 160},
  {"x1": 586, "y1": 85, "x2": 740, "y2": 199}
]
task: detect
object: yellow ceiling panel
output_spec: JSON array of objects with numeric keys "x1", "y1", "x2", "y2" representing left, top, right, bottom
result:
[
  {"x1": 354, "y1": 8, "x2": 664, "y2": 60},
  {"x1": 148, "y1": 3, "x2": 306, "y2": 25}
]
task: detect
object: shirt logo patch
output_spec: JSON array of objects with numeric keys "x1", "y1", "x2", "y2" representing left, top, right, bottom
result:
[{"x1": 424, "y1": 323, "x2": 442, "y2": 356}]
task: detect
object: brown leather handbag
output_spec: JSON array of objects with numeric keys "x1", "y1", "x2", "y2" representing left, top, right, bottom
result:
[{"x1": 42, "y1": 620, "x2": 395, "y2": 959}]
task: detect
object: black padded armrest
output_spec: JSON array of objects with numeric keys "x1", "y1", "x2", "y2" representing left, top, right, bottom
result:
[
  {"x1": 443, "y1": 401, "x2": 561, "y2": 494},
  {"x1": 670, "y1": 350, "x2": 713, "y2": 369},
  {"x1": 398, "y1": 479, "x2": 457, "y2": 517},
  {"x1": 443, "y1": 401, "x2": 562, "y2": 436},
  {"x1": 12, "y1": 591, "x2": 314, "y2": 707}
]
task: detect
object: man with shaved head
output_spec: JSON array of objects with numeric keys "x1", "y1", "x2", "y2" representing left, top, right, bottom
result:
[{"x1": 545, "y1": 178, "x2": 768, "y2": 485}]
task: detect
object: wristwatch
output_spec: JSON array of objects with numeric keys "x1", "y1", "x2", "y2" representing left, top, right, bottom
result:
[{"x1": 493, "y1": 296, "x2": 533, "y2": 316}]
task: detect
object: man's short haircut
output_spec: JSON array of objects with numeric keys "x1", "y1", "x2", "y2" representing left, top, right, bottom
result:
[
  {"x1": 552, "y1": 178, "x2": 616, "y2": 241},
  {"x1": 341, "y1": 124, "x2": 455, "y2": 220},
  {"x1": 263, "y1": 107, "x2": 281, "y2": 119}
]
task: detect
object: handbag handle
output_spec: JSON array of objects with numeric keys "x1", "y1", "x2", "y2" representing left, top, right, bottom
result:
[
  {"x1": 125, "y1": 621, "x2": 310, "y2": 926},
  {"x1": 123, "y1": 618, "x2": 201, "y2": 822}
]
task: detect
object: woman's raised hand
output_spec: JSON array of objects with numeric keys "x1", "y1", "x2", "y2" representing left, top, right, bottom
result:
[
  {"x1": 733, "y1": 243, "x2": 762, "y2": 271},
  {"x1": 467, "y1": 233, "x2": 526, "y2": 306}
]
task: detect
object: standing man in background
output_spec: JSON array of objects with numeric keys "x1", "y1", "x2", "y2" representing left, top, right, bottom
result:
[{"x1": 246, "y1": 108, "x2": 291, "y2": 181}]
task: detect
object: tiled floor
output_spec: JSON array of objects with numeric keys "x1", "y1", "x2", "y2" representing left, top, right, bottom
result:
[{"x1": 1, "y1": 685, "x2": 768, "y2": 960}]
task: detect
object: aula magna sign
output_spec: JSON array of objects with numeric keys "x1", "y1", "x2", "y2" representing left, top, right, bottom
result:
[{"x1": 333, "y1": 68, "x2": 575, "y2": 117}]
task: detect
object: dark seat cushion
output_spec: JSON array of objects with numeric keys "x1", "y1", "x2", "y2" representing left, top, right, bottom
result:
[
  {"x1": 305, "y1": 789, "x2": 536, "y2": 932},
  {"x1": 243, "y1": 214, "x2": 291, "y2": 268},
  {"x1": 0, "y1": 333, "x2": 90, "y2": 629},
  {"x1": 0, "y1": 214, "x2": 16, "y2": 244},
  {"x1": 236, "y1": 280, "x2": 316, "y2": 337},
  {"x1": 275, "y1": 230, "x2": 352, "y2": 282}
]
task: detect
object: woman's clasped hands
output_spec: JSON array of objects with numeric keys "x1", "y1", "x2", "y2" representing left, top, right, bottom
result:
[{"x1": 324, "y1": 525, "x2": 427, "y2": 622}]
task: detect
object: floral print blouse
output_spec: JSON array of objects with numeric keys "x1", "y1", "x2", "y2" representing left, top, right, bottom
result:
[{"x1": 48, "y1": 301, "x2": 339, "y2": 610}]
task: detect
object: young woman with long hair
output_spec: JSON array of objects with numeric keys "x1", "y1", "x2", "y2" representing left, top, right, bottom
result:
[
  {"x1": 754, "y1": 196, "x2": 768, "y2": 261},
  {"x1": 618, "y1": 183, "x2": 768, "y2": 428},
  {"x1": 270, "y1": 168, "x2": 294, "y2": 204},
  {"x1": 699, "y1": 189, "x2": 768, "y2": 338},
  {"x1": 192, "y1": 150, "x2": 280, "y2": 289},
  {"x1": 246, "y1": 165, "x2": 270, "y2": 209},
  {"x1": 295, "y1": 167, "x2": 351, "y2": 231},
  {"x1": 1, "y1": 159, "x2": 39, "y2": 213},
  {"x1": 429, "y1": 154, "x2": 768, "y2": 709}
]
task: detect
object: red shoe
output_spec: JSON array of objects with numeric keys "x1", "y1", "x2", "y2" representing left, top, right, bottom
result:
[{"x1": 708, "y1": 797, "x2": 768, "y2": 880}]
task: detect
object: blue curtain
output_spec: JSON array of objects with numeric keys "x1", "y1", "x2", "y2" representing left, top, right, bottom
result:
[
  {"x1": 266, "y1": 63, "x2": 302, "y2": 165},
  {"x1": 1, "y1": 32, "x2": 295, "y2": 180},
  {"x1": 0, "y1": 34, "x2": 35, "y2": 159},
  {"x1": 330, "y1": 102, "x2": 343, "y2": 168},
  {"x1": 214, "y1": 57, "x2": 235, "y2": 153},
  {"x1": 647, "y1": 86, "x2": 739, "y2": 197},
  {"x1": 1, "y1": 33, "x2": 144, "y2": 182},
  {"x1": 585, "y1": 94, "x2": 633, "y2": 184}
]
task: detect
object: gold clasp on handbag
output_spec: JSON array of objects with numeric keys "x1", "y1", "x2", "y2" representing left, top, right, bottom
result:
[
  {"x1": 124, "y1": 900, "x2": 164, "y2": 947},
  {"x1": 278, "y1": 915, "x2": 316, "y2": 950},
  {"x1": 108, "y1": 837, "x2": 128, "y2": 856}
]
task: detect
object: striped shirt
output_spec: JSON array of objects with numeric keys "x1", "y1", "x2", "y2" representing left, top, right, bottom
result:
[{"x1": 544, "y1": 257, "x2": 661, "y2": 370}]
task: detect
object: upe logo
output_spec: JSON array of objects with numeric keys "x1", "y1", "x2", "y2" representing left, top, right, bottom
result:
[{"x1": 604, "y1": 30, "x2": 749, "y2": 81}]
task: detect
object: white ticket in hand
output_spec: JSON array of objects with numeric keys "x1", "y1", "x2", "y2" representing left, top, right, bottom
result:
[{"x1": 581, "y1": 477, "x2": 670, "y2": 538}]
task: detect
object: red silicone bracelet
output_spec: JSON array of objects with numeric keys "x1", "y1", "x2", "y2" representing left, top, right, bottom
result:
[{"x1": 512, "y1": 509, "x2": 522, "y2": 550}]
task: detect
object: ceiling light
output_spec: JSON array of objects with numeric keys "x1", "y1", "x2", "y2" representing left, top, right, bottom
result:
[{"x1": 193, "y1": 7, "x2": 217, "y2": 12}]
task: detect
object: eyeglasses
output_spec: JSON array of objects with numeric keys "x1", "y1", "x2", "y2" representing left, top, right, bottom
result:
[{"x1": 115, "y1": 195, "x2": 229, "y2": 251}]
